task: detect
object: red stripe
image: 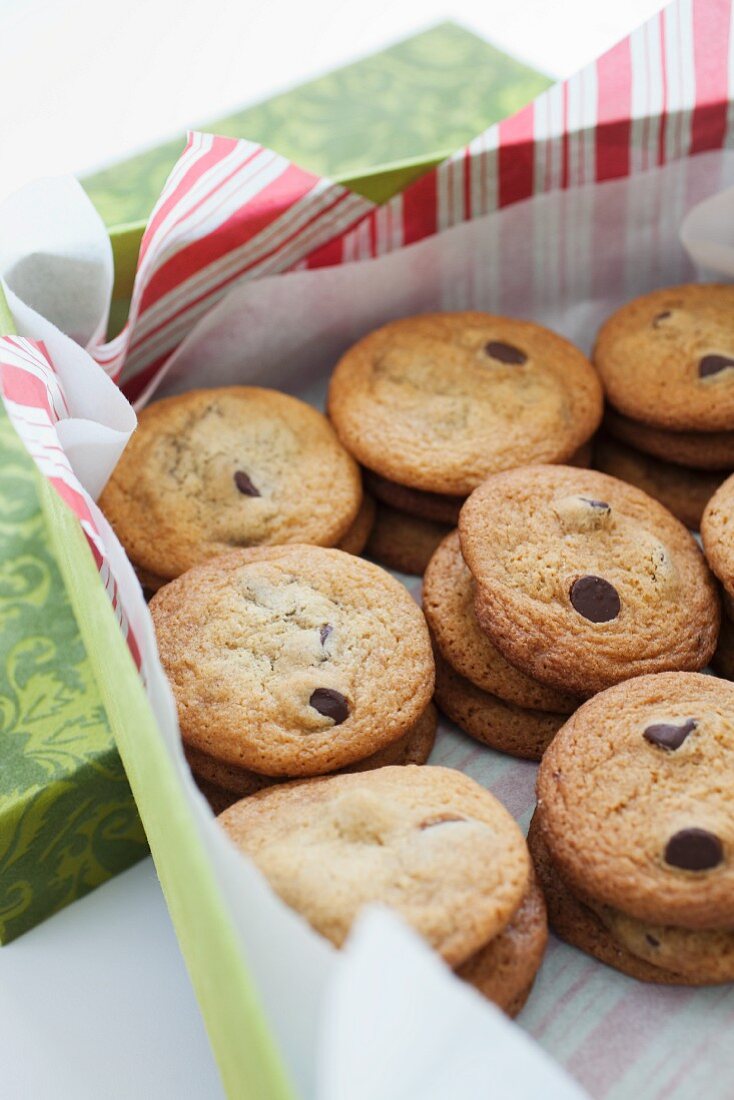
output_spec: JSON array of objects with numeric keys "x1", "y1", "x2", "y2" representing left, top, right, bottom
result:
[
  {"x1": 690, "y1": 0, "x2": 731, "y2": 153},
  {"x1": 595, "y1": 39, "x2": 632, "y2": 181},
  {"x1": 133, "y1": 161, "x2": 322, "y2": 320},
  {"x1": 498, "y1": 103, "x2": 535, "y2": 206},
  {"x1": 0, "y1": 363, "x2": 54, "y2": 412},
  {"x1": 126, "y1": 187, "x2": 351, "y2": 362},
  {"x1": 658, "y1": 15, "x2": 668, "y2": 166},
  {"x1": 402, "y1": 168, "x2": 439, "y2": 245}
]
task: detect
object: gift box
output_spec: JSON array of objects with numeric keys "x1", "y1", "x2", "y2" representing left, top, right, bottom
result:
[
  {"x1": 2, "y1": 1, "x2": 734, "y2": 1096},
  {"x1": 0, "y1": 28, "x2": 545, "y2": 945}
]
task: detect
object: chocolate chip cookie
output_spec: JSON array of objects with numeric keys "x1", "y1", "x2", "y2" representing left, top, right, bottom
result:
[
  {"x1": 150, "y1": 545, "x2": 435, "y2": 776},
  {"x1": 532, "y1": 672, "x2": 734, "y2": 982},
  {"x1": 328, "y1": 313, "x2": 603, "y2": 496},
  {"x1": 218, "y1": 764, "x2": 545, "y2": 1012},
  {"x1": 186, "y1": 702, "x2": 438, "y2": 797},
  {"x1": 594, "y1": 285, "x2": 734, "y2": 432},
  {"x1": 459, "y1": 465, "x2": 719, "y2": 696},
  {"x1": 423, "y1": 531, "x2": 579, "y2": 712},
  {"x1": 594, "y1": 434, "x2": 726, "y2": 530},
  {"x1": 100, "y1": 387, "x2": 362, "y2": 583}
]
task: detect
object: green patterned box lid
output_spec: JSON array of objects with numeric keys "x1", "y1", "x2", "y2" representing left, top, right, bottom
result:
[
  {"x1": 83, "y1": 22, "x2": 550, "y2": 227},
  {"x1": 0, "y1": 25, "x2": 548, "y2": 947}
]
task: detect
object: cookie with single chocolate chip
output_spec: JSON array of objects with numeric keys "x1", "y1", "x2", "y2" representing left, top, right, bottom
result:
[
  {"x1": 434, "y1": 653, "x2": 565, "y2": 760},
  {"x1": 365, "y1": 504, "x2": 451, "y2": 576},
  {"x1": 424, "y1": 531, "x2": 579, "y2": 712},
  {"x1": 594, "y1": 285, "x2": 734, "y2": 432},
  {"x1": 604, "y1": 407, "x2": 734, "y2": 471},
  {"x1": 328, "y1": 313, "x2": 603, "y2": 497},
  {"x1": 594, "y1": 435, "x2": 726, "y2": 530},
  {"x1": 151, "y1": 545, "x2": 435, "y2": 776},
  {"x1": 536, "y1": 673, "x2": 734, "y2": 930},
  {"x1": 100, "y1": 387, "x2": 362, "y2": 583},
  {"x1": 528, "y1": 816, "x2": 703, "y2": 984},
  {"x1": 218, "y1": 765, "x2": 531, "y2": 968},
  {"x1": 702, "y1": 473, "x2": 734, "y2": 599},
  {"x1": 460, "y1": 465, "x2": 719, "y2": 696},
  {"x1": 185, "y1": 702, "x2": 438, "y2": 796}
]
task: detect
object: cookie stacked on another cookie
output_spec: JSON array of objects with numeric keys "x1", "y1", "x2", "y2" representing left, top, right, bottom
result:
[
  {"x1": 219, "y1": 765, "x2": 548, "y2": 1016},
  {"x1": 150, "y1": 546, "x2": 436, "y2": 809},
  {"x1": 423, "y1": 531, "x2": 580, "y2": 759},
  {"x1": 458, "y1": 465, "x2": 719, "y2": 697},
  {"x1": 531, "y1": 673, "x2": 734, "y2": 984},
  {"x1": 594, "y1": 286, "x2": 734, "y2": 528},
  {"x1": 328, "y1": 312, "x2": 603, "y2": 573},
  {"x1": 99, "y1": 387, "x2": 370, "y2": 593}
]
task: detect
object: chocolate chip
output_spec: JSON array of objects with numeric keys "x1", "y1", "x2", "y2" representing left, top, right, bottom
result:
[
  {"x1": 699, "y1": 354, "x2": 734, "y2": 379},
  {"x1": 580, "y1": 497, "x2": 610, "y2": 511},
  {"x1": 420, "y1": 814, "x2": 466, "y2": 829},
  {"x1": 485, "y1": 341, "x2": 527, "y2": 365},
  {"x1": 664, "y1": 828, "x2": 723, "y2": 871},
  {"x1": 309, "y1": 687, "x2": 349, "y2": 724},
  {"x1": 652, "y1": 310, "x2": 671, "y2": 327},
  {"x1": 569, "y1": 575, "x2": 621, "y2": 623},
  {"x1": 234, "y1": 470, "x2": 260, "y2": 497},
  {"x1": 319, "y1": 624, "x2": 333, "y2": 645},
  {"x1": 644, "y1": 718, "x2": 697, "y2": 751},
  {"x1": 645, "y1": 934, "x2": 660, "y2": 948}
]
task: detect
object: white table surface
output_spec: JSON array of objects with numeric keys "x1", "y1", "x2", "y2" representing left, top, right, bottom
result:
[{"x1": 0, "y1": 1, "x2": 667, "y2": 1097}]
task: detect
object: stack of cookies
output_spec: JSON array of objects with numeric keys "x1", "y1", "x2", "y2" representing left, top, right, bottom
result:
[
  {"x1": 327, "y1": 312, "x2": 603, "y2": 573},
  {"x1": 149, "y1": 545, "x2": 437, "y2": 810},
  {"x1": 219, "y1": 765, "x2": 548, "y2": 1016},
  {"x1": 593, "y1": 285, "x2": 734, "y2": 530},
  {"x1": 99, "y1": 386, "x2": 373, "y2": 594},
  {"x1": 423, "y1": 531, "x2": 579, "y2": 760},
  {"x1": 424, "y1": 464, "x2": 718, "y2": 761},
  {"x1": 532, "y1": 673, "x2": 734, "y2": 986}
]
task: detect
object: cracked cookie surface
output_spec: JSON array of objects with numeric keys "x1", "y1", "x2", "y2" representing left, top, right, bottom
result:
[
  {"x1": 328, "y1": 312, "x2": 602, "y2": 496},
  {"x1": 150, "y1": 545, "x2": 435, "y2": 776},
  {"x1": 99, "y1": 387, "x2": 362, "y2": 581},
  {"x1": 459, "y1": 465, "x2": 719, "y2": 695}
]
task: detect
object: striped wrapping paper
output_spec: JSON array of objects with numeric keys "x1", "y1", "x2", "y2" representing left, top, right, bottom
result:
[{"x1": 1, "y1": 2, "x2": 734, "y2": 1096}]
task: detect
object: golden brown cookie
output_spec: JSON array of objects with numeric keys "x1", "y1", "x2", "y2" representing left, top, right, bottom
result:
[
  {"x1": 185, "y1": 703, "x2": 438, "y2": 796},
  {"x1": 423, "y1": 531, "x2": 580, "y2": 712},
  {"x1": 604, "y1": 407, "x2": 734, "y2": 471},
  {"x1": 328, "y1": 313, "x2": 603, "y2": 496},
  {"x1": 594, "y1": 285, "x2": 734, "y2": 432},
  {"x1": 135, "y1": 492, "x2": 377, "y2": 596},
  {"x1": 365, "y1": 504, "x2": 451, "y2": 576},
  {"x1": 528, "y1": 816, "x2": 702, "y2": 984},
  {"x1": 100, "y1": 387, "x2": 362, "y2": 582},
  {"x1": 433, "y1": 653, "x2": 565, "y2": 761},
  {"x1": 456, "y1": 873, "x2": 548, "y2": 1015},
  {"x1": 702, "y1": 473, "x2": 734, "y2": 599},
  {"x1": 218, "y1": 765, "x2": 531, "y2": 968},
  {"x1": 536, "y1": 672, "x2": 734, "y2": 930},
  {"x1": 460, "y1": 465, "x2": 719, "y2": 696},
  {"x1": 594, "y1": 435, "x2": 726, "y2": 530},
  {"x1": 151, "y1": 545, "x2": 435, "y2": 777}
]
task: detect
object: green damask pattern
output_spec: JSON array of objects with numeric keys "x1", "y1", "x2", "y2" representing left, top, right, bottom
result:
[
  {"x1": 0, "y1": 409, "x2": 146, "y2": 943},
  {"x1": 82, "y1": 23, "x2": 550, "y2": 227}
]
